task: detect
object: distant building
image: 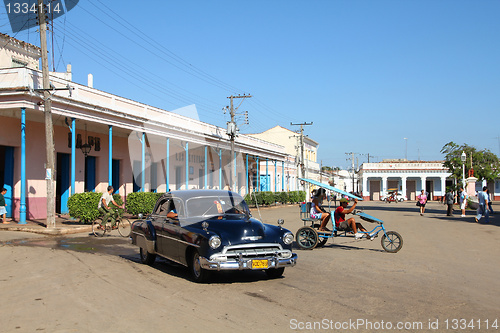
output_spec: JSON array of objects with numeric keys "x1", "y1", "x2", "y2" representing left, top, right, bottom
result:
[
  {"x1": 359, "y1": 160, "x2": 452, "y2": 201},
  {"x1": 248, "y1": 125, "x2": 321, "y2": 191}
]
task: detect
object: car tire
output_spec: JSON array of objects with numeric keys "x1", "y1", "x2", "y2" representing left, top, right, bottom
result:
[
  {"x1": 139, "y1": 247, "x2": 156, "y2": 266},
  {"x1": 265, "y1": 267, "x2": 285, "y2": 279},
  {"x1": 189, "y1": 250, "x2": 210, "y2": 283}
]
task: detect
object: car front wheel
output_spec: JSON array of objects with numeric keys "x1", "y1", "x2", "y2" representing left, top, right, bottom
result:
[
  {"x1": 189, "y1": 250, "x2": 210, "y2": 283},
  {"x1": 139, "y1": 247, "x2": 156, "y2": 266},
  {"x1": 265, "y1": 267, "x2": 285, "y2": 279}
]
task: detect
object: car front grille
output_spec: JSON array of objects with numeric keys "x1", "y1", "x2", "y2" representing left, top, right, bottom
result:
[{"x1": 211, "y1": 243, "x2": 292, "y2": 260}]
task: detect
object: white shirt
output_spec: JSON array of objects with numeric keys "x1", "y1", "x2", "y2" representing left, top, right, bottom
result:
[{"x1": 99, "y1": 192, "x2": 114, "y2": 209}]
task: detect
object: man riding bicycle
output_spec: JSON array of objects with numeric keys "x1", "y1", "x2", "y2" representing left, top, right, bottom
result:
[{"x1": 98, "y1": 186, "x2": 124, "y2": 228}]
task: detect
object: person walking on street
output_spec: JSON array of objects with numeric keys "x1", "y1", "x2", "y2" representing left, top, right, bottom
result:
[
  {"x1": 458, "y1": 186, "x2": 468, "y2": 217},
  {"x1": 417, "y1": 189, "x2": 427, "y2": 216},
  {"x1": 445, "y1": 189, "x2": 456, "y2": 216},
  {"x1": 475, "y1": 186, "x2": 490, "y2": 223},
  {"x1": 0, "y1": 188, "x2": 8, "y2": 224},
  {"x1": 487, "y1": 189, "x2": 494, "y2": 214}
]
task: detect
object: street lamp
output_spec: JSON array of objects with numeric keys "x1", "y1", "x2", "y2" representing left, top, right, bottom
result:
[
  {"x1": 404, "y1": 138, "x2": 408, "y2": 160},
  {"x1": 461, "y1": 151, "x2": 466, "y2": 189}
]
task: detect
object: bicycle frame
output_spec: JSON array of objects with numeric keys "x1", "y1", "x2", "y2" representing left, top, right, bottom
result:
[{"x1": 315, "y1": 210, "x2": 389, "y2": 240}]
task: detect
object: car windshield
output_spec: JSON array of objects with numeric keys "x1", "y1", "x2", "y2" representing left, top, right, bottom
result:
[{"x1": 185, "y1": 194, "x2": 250, "y2": 218}]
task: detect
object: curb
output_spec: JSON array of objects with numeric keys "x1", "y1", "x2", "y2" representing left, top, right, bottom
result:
[{"x1": 0, "y1": 226, "x2": 92, "y2": 236}]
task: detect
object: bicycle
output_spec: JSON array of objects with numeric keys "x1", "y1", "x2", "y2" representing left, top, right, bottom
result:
[{"x1": 92, "y1": 208, "x2": 131, "y2": 237}]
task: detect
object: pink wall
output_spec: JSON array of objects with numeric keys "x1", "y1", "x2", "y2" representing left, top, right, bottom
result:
[{"x1": 1, "y1": 115, "x2": 135, "y2": 220}]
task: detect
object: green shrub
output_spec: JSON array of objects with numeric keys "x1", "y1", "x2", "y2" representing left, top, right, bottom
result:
[
  {"x1": 278, "y1": 191, "x2": 289, "y2": 204},
  {"x1": 244, "y1": 191, "x2": 305, "y2": 206},
  {"x1": 125, "y1": 192, "x2": 163, "y2": 216},
  {"x1": 68, "y1": 192, "x2": 124, "y2": 223}
]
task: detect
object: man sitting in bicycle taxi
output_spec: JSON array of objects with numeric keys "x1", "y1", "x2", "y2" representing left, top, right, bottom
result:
[
  {"x1": 97, "y1": 186, "x2": 124, "y2": 228},
  {"x1": 335, "y1": 198, "x2": 372, "y2": 240},
  {"x1": 310, "y1": 188, "x2": 331, "y2": 231}
]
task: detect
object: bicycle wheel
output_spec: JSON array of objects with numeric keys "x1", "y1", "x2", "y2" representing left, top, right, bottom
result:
[
  {"x1": 92, "y1": 218, "x2": 106, "y2": 237},
  {"x1": 295, "y1": 226, "x2": 318, "y2": 250},
  {"x1": 117, "y1": 217, "x2": 132, "y2": 237},
  {"x1": 316, "y1": 236, "x2": 328, "y2": 248},
  {"x1": 381, "y1": 231, "x2": 403, "y2": 253}
]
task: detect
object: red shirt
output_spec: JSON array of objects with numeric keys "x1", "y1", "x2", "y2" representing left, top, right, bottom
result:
[{"x1": 334, "y1": 206, "x2": 345, "y2": 227}]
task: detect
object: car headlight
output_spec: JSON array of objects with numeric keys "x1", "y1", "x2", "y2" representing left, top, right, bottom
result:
[
  {"x1": 209, "y1": 235, "x2": 222, "y2": 249},
  {"x1": 283, "y1": 232, "x2": 294, "y2": 245}
]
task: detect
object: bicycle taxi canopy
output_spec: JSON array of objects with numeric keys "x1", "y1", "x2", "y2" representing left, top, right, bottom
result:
[{"x1": 299, "y1": 177, "x2": 363, "y2": 201}]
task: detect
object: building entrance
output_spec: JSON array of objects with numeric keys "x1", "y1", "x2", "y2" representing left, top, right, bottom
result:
[
  {"x1": 0, "y1": 146, "x2": 14, "y2": 217},
  {"x1": 56, "y1": 153, "x2": 70, "y2": 214}
]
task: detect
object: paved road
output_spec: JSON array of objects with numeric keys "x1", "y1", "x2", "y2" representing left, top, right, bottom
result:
[{"x1": 0, "y1": 201, "x2": 499, "y2": 332}]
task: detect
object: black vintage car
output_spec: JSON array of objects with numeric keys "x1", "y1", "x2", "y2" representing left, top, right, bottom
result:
[{"x1": 130, "y1": 190, "x2": 297, "y2": 282}]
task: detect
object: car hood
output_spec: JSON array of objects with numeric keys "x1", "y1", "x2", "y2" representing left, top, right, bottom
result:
[{"x1": 184, "y1": 216, "x2": 270, "y2": 244}]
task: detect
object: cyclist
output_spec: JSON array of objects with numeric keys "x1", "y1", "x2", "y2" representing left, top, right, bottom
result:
[
  {"x1": 335, "y1": 198, "x2": 370, "y2": 240},
  {"x1": 98, "y1": 186, "x2": 124, "y2": 228}
]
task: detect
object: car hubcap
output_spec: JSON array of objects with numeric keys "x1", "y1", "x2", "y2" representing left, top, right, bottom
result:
[{"x1": 193, "y1": 253, "x2": 201, "y2": 277}]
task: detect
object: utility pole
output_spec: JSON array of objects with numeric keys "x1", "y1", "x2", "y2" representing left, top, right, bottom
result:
[
  {"x1": 290, "y1": 122, "x2": 313, "y2": 181},
  {"x1": 38, "y1": 0, "x2": 56, "y2": 229},
  {"x1": 226, "y1": 94, "x2": 252, "y2": 191},
  {"x1": 346, "y1": 152, "x2": 359, "y2": 194},
  {"x1": 320, "y1": 160, "x2": 323, "y2": 183},
  {"x1": 291, "y1": 122, "x2": 312, "y2": 197}
]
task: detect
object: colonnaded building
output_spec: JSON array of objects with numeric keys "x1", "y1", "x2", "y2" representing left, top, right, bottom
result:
[
  {"x1": 359, "y1": 160, "x2": 499, "y2": 201},
  {"x1": 0, "y1": 33, "x2": 310, "y2": 221}
]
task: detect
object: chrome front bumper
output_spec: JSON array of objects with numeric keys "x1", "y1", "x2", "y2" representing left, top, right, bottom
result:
[{"x1": 199, "y1": 253, "x2": 298, "y2": 271}]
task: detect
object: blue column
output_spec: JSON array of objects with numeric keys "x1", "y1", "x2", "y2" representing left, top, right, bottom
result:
[
  {"x1": 274, "y1": 160, "x2": 277, "y2": 192},
  {"x1": 185, "y1": 142, "x2": 189, "y2": 190},
  {"x1": 218, "y1": 149, "x2": 222, "y2": 189},
  {"x1": 166, "y1": 138, "x2": 170, "y2": 191},
  {"x1": 108, "y1": 125, "x2": 113, "y2": 186},
  {"x1": 282, "y1": 161, "x2": 285, "y2": 191},
  {"x1": 141, "y1": 132, "x2": 145, "y2": 192},
  {"x1": 71, "y1": 118, "x2": 75, "y2": 195},
  {"x1": 256, "y1": 157, "x2": 259, "y2": 192},
  {"x1": 204, "y1": 146, "x2": 208, "y2": 189},
  {"x1": 266, "y1": 158, "x2": 269, "y2": 191},
  {"x1": 19, "y1": 108, "x2": 26, "y2": 224},
  {"x1": 245, "y1": 154, "x2": 249, "y2": 195}
]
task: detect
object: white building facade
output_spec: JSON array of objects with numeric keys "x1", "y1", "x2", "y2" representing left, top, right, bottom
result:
[
  {"x1": 359, "y1": 160, "x2": 452, "y2": 201},
  {"x1": 248, "y1": 125, "x2": 321, "y2": 192}
]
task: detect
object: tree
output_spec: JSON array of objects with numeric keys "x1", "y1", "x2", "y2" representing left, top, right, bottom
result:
[{"x1": 440, "y1": 142, "x2": 500, "y2": 183}]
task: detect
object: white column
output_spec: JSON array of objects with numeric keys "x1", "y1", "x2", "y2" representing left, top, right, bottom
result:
[
  {"x1": 362, "y1": 176, "x2": 368, "y2": 198},
  {"x1": 401, "y1": 176, "x2": 407, "y2": 199},
  {"x1": 421, "y1": 176, "x2": 427, "y2": 192},
  {"x1": 381, "y1": 176, "x2": 388, "y2": 195},
  {"x1": 440, "y1": 176, "x2": 447, "y2": 197}
]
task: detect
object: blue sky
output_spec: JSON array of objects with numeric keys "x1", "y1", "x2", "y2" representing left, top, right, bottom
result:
[{"x1": 2, "y1": 0, "x2": 499, "y2": 169}]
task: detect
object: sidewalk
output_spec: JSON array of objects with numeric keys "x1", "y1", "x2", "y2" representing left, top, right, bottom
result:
[{"x1": 0, "y1": 215, "x2": 92, "y2": 236}]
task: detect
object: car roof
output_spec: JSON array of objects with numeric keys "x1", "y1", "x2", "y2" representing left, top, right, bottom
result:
[{"x1": 161, "y1": 189, "x2": 243, "y2": 202}]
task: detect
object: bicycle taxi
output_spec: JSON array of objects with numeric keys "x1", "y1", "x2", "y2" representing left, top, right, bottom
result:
[{"x1": 295, "y1": 178, "x2": 403, "y2": 253}]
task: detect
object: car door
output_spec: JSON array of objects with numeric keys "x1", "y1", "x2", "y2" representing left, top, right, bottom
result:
[
  {"x1": 160, "y1": 197, "x2": 184, "y2": 263},
  {"x1": 149, "y1": 197, "x2": 172, "y2": 258}
]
